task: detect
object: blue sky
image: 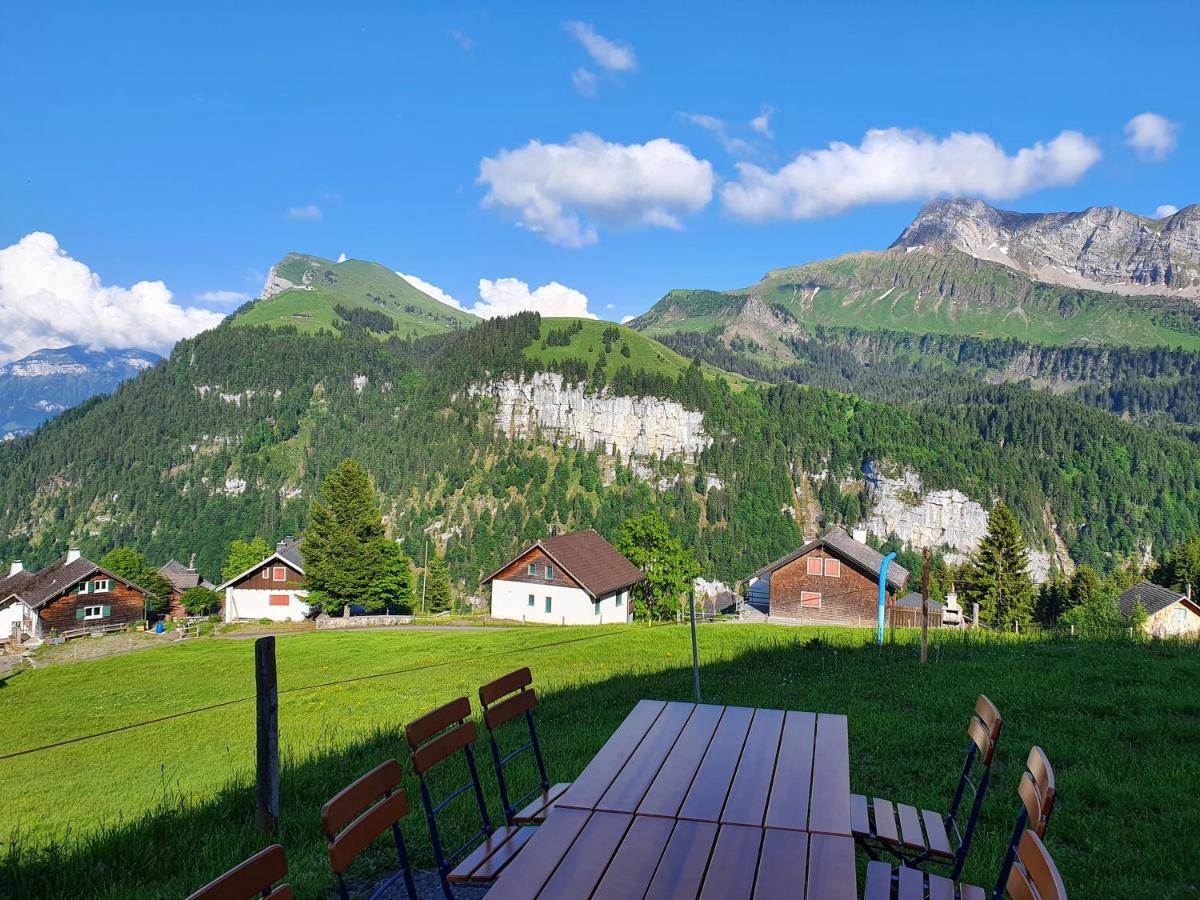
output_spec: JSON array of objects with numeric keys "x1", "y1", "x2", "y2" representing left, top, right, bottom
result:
[{"x1": 0, "y1": 1, "x2": 1195, "y2": 356}]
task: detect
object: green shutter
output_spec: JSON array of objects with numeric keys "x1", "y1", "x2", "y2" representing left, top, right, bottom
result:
[
  {"x1": 75, "y1": 608, "x2": 85, "y2": 620},
  {"x1": 101, "y1": 605, "x2": 111, "y2": 617}
]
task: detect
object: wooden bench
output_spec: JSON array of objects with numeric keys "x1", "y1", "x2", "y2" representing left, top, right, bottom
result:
[{"x1": 185, "y1": 844, "x2": 291, "y2": 900}]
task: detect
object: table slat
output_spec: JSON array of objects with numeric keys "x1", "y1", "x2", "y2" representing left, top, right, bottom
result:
[
  {"x1": 557, "y1": 700, "x2": 666, "y2": 811},
  {"x1": 699, "y1": 824, "x2": 764, "y2": 900},
  {"x1": 481, "y1": 807, "x2": 592, "y2": 900},
  {"x1": 598, "y1": 702, "x2": 695, "y2": 813},
  {"x1": 535, "y1": 811, "x2": 632, "y2": 900},
  {"x1": 678, "y1": 705, "x2": 754, "y2": 822},
  {"x1": 590, "y1": 814, "x2": 676, "y2": 900},
  {"x1": 722, "y1": 708, "x2": 786, "y2": 827},
  {"x1": 805, "y1": 833, "x2": 857, "y2": 900},
  {"x1": 752, "y1": 828, "x2": 809, "y2": 899},
  {"x1": 764, "y1": 711, "x2": 817, "y2": 831},
  {"x1": 807, "y1": 714, "x2": 851, "y2": 836},
  {"x1": 643, "y1": 819, "x2": 718, "y2": 900},
  {"x1": 637, "y1": 704, "x2": 725, "y2": 818}
]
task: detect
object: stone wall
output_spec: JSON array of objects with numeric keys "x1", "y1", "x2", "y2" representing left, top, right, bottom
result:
[{"x1": 315, "y1": 614, "x2": 414, "y2": 630}]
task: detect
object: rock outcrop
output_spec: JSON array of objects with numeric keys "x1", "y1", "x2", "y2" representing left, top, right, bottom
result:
[
  {"x1": 472, "y1": 373, "x2": 710, "y2": 460},
  {"x1": 892, "y1": 198, "x2": 1200, "y2": 297}
]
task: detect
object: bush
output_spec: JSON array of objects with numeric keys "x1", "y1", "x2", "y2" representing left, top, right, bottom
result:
[{"x1": 180, "y1": 586, "x2": 221, "y2": 616}]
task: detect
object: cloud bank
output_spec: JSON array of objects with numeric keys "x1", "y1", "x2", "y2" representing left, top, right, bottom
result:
[
  {"x1": 398, "y1": 273, "x2": 596, "y2": 320},
  {"x1": 721, "y1": 127, "x2": 1102, "y2": 221},
  {"x1": 478, "y1": 133, "x2": 714, "y2": 246},
  {"x1": 0, "y1": 232, "x2": 223, "y2": 363},
  {"x1": 1125, "y1": 112, "x2": 1179, "y2": 162}
]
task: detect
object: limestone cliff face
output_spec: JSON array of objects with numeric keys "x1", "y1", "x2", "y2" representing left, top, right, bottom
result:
[
  {"x1": 892, "y1": 198, "x2": 1200, "y2": 297},
  {"x1": 860, "y1": 468, "x2": 1064, "y2": 582},
  {"x1": 471, "y1": 373, "x2": 710, "y2": 460}
]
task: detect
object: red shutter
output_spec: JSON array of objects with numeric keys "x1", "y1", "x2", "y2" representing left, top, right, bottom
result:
[
  {"x1": 824, "y1": 559, "x2": 842, "y2": 578},
  {"x1": 801, "y1": 591, "x2": 822, "y2": 608},
  {"x1": 269, "y1": 594, "x2": 290, "y2": 606},
  {"x1": 806, "y1": 557, "x2": 823, "y2": 576}
]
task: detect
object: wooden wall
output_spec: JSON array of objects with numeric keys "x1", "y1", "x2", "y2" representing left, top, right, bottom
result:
[
  {"x1": 769, "y1": 548, "x2": 891, "y2": 626},
  {"x1": 233, "y1": 560, "x2": 305, "y2": 591},
  {"x1": 39, "y1": 580, "x2": 146, "y2": 634},
  {"x1": 490, "y1": 547, "x2": 584, "y2": 592}
]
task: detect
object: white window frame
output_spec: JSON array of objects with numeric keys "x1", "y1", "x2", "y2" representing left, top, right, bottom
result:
[
  {"x1": 823, "y1": 559, "x2": 841, "y2": 578},
  {"x1": 545, "y1": 564, "x2": 555, "y2": 581},
  {"x1": 615, "y1": 591, "x2": 624, "y2": 607},
  {"x1": 94, "y1": 579, "x2": 111, "y2": 593},
  {"x1": 83, "y1": 605, "x2": 104, "y2": 620},
  {"x1": 528, "y1": 563, "x2": 538, "y2": 576},
  {"x1": 806, "y1": 557, "x2": 824, "y2": 576},
  {"x1": 272, "y1": 566, "x2": 287, "y2": 582},
  {"x1": 800, "y1": 591, "x2": 822, "y2": 609}
]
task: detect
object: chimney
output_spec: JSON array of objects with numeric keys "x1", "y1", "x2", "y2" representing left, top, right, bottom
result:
[
  {"x1": 188, "y1": 552, "x2": 197, "y2": 571},
  {"x1": 66, "y1": 548, "x2": 81, "y2": 564},
  {"x1": 8, "y1": 560, "x2": 22, "y2": 576},
  {"x1": 851, "y1": 527, "x2": 868, "y2": 544}
]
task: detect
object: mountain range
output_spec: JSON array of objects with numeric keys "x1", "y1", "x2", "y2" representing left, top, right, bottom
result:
[{"x1": 2, "y1": 197, "x2": 1198, "y2": 592}]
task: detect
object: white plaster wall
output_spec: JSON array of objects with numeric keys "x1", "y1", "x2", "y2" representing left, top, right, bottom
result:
[
  {"x1": 224, "y1": 588, "x2": 310, "y2": 623},
  {"x1": 491, "y1": 580, "x2": 633, "y2": 625},
  {"x1": 0, "y1": 600, "x2": 35, "y2": 640}
]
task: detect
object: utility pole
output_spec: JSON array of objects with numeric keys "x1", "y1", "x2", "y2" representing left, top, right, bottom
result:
[
  {"x1": 920, "y1": 547, "x2": 930, "y2": 664},
  {"x1": 421, "y1": 539, "x2": 428, "y2": 614}
]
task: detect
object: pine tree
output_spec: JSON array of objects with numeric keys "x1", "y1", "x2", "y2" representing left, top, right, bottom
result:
[
  {"x1": 960, "y1": 502, "x2": 1035, "y2": 628},
  {"x1": 302, "y1": 458, "x2": 386, "y2": 610},
  {"x1": 426, "y1": 552, "x2": 453, "y2": 613}
]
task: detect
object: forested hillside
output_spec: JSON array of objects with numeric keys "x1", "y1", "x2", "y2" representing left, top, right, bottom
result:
[{"x1": 1, "y1": 310, "x2": 1198, "y2": 590}]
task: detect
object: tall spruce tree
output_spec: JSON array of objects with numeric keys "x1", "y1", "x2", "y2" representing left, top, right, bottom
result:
[
  {"x1": 425, "y1": 552, "x2": 453, "y2": 613},
  {"x1": 302, "y1": 458, "x2": 386, "y2": 611},
  {"x1": 960, "y1": 502, "x2": 1035, "y2": 628}
]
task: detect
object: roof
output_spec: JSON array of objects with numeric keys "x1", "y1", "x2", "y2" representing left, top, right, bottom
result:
[
  {"x1": 896, "y1": 593, "x2": 944, "y2": 612},
  {"x1": 750, "y1": 527, "x2": 910, "y2": 592},
  {"x1": 159, "y1": 559, "x2": 216, "y2": 593},
  {"x1": 483, "y1": 529, "x2": 646, "y2": 600},
  {"x1": 1, "y1": 555, "x2": 146, "y2": 609},
  {"x1": 1118, "y1": 581, "x2": 1195, "y2": 618},
  {"x1": 0, "y1": 569, "x2": 33, "y2": 605},
  {"x1": 215, "y1": 539, "x2": 305, "y2": 591}
]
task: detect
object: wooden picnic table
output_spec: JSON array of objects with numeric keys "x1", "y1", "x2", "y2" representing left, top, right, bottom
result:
[{"x1": 484, "y1": 699, "x2": 857, "y2": 899}]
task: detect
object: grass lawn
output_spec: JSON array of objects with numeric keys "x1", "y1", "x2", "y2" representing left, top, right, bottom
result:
[{"x1": 1, "y1": 625, "x2": 1197, "y2": 898}]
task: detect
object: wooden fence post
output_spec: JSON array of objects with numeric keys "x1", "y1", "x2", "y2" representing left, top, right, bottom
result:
[
  {"x1": 255, "y1": 636, "x2": 280, "y2": 835},
  {"x1": 920, "y1": 548, "x2": 930, "y2": 664}
]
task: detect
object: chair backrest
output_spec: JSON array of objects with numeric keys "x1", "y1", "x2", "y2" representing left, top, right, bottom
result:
[
  {"x1": 946, "y1": 695, "x2": 1004, "y2": 878},
  {"x1": 993, "y1": 747, "x2": 1058, "y2": 900},
  {"x1": 479, "y1": 668, "x2": 550, "y2": 824},
  {"x1": 186, "y1": 844, "x2": 292, "y2": 900},
  {"x1": 321, "y1": 759, "x2": 410, "y2": 874},
  {"x1": 1006, "y1": 830, "x2": 1066, "y2": 900},
  {"x1": 968, "y1": 694, "x2": 1003, "y2": 766},
  {"x1": 405, "y1": 697, "x2": 493, "y2": 893}
]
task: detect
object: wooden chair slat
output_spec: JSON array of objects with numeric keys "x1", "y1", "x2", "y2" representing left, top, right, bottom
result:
[
  {"x1": 591, "y1": 812, "x2": 676, "y2": 900},
  {"x1": 925, "y1": 872, "x2": 955, "y2": 900},
  {"x1": 921, "y1": 808, "x2": 954, "y2": 858},
  {"x1": 455, "y1": 825, "x2": 536, "y2": 883},
  {"x1": 479, "y1": 667, "x2": 532, "y2": 707},
  {"x1": 410, "y1": 720, "x2": 476, "y2": 775},
  {"x1": 678, "y1": 705, "x2": 754, "y2": 822},
  {"x1": 186, "y1": 844, "x2": 289, "y2": 900},
  {"x1": 599, "y1": 702, "x2": 695, "y2": 813},
  {"x1": 896, "y1": 803, "x2": 925, "y2": 851},
  {"x1": 699, "y1": 824, "x2": 763, "y2": 900},
  {"x1": 483, "y1": 686, "x2": 537, "y2": 731},
  {"x1": 862, "y1": 860, "x2": 893, "y2": 900},
  {"x1": 966, "y1": 717, "x2": 995, "y2": 765},
  {"x1": 763, "y1": 710, "x2": 817, "y2": 831},
  {"x1": 448, "y1": 824, "x2": 529, "y2": 883},
  {"x1": 974, "y1": 694, "x2": 1002, "y2": 739},
  {"x1": 643, "y1": 819, "x2": 719, "y2": 900},
  {"x1": 959, "y1": 883, "x2": 988, "y2": 900},
  {"x1": 537, "y1": 811, "x2": 632, "y2": 898},
  {"x1": 850, "y1": 793, "x2": 871, "y2": 839},
  {"x1": 752, "y1": 828, "x2": 808, "y2": 900},
  {"x1": 405, "y1": 696, "x2": 471, "y2": 748},
  {"x1": 320, "y1": 759, "x2": 403, "y2": 839},
  {"x1": 873, "y1": 798, "x2": 900, "y2": 845},
  {"x1": 638, "y1": 703, "x2": 724, "y2": 818},
  {"x1": 512, "y1": 782, "x2": 571, "y2": 824},
  {"x1": 721, "y1": 708, "x2": 786, "y2": 827},
  {"x1": 804, "y1": 833, "x2": 856, "y2": 900},
  {"x1": 897, "y1": 865, "x2": 924, "y2": 900},
  {"x1": 559, "y1": 699, "x2": 666, "y2": 811},
  {"x1": 327, "y1": 791, "x2": 408, "y2": 875},
  {"x1": 808, "y1": 714, "x2": 851, "y2": 836},
  {"x1": 1025, "y1": 746, "x2": 1056, "y2": 836},
  {"x1": 1009, "y1": 830, "x2": 1066, "y2": 900},
  {"x1": 477, "y1": 808, "x2": 592, "y2": 900}
]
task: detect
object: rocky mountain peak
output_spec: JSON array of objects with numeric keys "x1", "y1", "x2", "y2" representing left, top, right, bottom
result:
[{"x1": 891, "y1": 198, "x2": 1200, "y2": 298}]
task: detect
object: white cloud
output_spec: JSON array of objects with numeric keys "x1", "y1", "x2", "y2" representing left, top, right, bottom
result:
[
  {"x1": 605, "y1": 303, "x2": 615, "y2": 309},
  {"x1": 397, "y1": 272, "x2": 595, "y2": 319},
  {"x1": 449, "y1": 29, "x2": 475, "y2": 51},
  {"x1": 336, "y1": 252, "x2": 347, "y2": 263},
  {"x1": 564, "y1": 22, "x2": 636, "y2": 72},
  {"x1": 620, "y1": 315, "x2": 635, "y2": 324},
  {"x1": 286, "y1": 204, "x2": 323, "y2": 221},
  {"x1": 197, "y1": 289, "x2": 250, "y2": 304},
  {"x1": 478, "y1": 132, "x2": 715, "y2": 246},
  {"x1": 572, "y1": 67, "x2": 598, "y2": 98},
  {"x1": 750, "y1": 106, "x2": 775, "y2": 139},
  {"x1": 722, "y1": 127, "x2": 1101, "y2": 221},
  {"x1": 681, "y1": 113, "x2": 755, "y2": 156},
  {"x1": 1156, "y1": 204, "x2": 1180, "y2": 218},
  {"x1": 1125, "y1": 112, "x2": 1179, "y2": 162},
  {"x1": 0, "y1": 232, "x2": 223, "y2": 363}
]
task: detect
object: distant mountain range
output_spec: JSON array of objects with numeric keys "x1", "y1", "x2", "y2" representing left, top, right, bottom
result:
[{"x1": 0, "y1": 346, "x2": 160, "y2": 438}]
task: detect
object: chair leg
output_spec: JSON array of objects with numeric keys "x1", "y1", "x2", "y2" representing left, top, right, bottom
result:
[{"x1": 392, "y1": 822, "x2": 419, "y2": 900}]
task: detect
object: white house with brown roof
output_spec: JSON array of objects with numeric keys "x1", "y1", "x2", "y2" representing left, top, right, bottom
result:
[
  {"x1": 1119, "y1": 581, "x2": 1200, "y2": 637},
  {"x1": 217, "y1": 538, "x2": 309, "y2": 623},
  {"x1": 483, "y1": 530, "x2": 645, "y2": 625}
]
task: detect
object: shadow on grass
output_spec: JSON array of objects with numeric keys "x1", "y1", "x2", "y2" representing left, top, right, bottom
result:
[{"x1": 2, "y1": 628, "x2": 1197, "y2": 899}]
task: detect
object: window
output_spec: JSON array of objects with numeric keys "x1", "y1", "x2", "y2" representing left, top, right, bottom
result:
[
  {"x1": 528, "y1": 563, "x2": 538, "y2": 576},
  {"x1": 615, "y1": 591, "x2": 624, "y2": 607},
  {"x1": 528, "y1": 593, "x2": 535, "y2": 607},
  {"x1": 83, "y1": 605, "x2": 104, "y2": 620},
  {"x1": 272, "y1": 566, "x2": 287, "y2": 582},
  {"x1": 800, "y1": 591, "x2": 822, "y2": 608},
  {"x1": 93, "y1": 579, "x2": 111, "y2": 593},
  {"x1": 545, "y1": 596, "x2": 552, "y2": 614},
  {"x1": 823, "y1": 559, "x2": 841, "y2": 578},
  {"x1": 269, "y1": 594, "x2": 290, "y2": 607},
  {"x1": 806, "y1": 557, "x2": 824, "y2": 576},
  {"x1": 76, "y1": 582, "x2": 89, "y2": 595},
  {"x1": 545, "y1": 565, "x2": 555, "y2": 580}
]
